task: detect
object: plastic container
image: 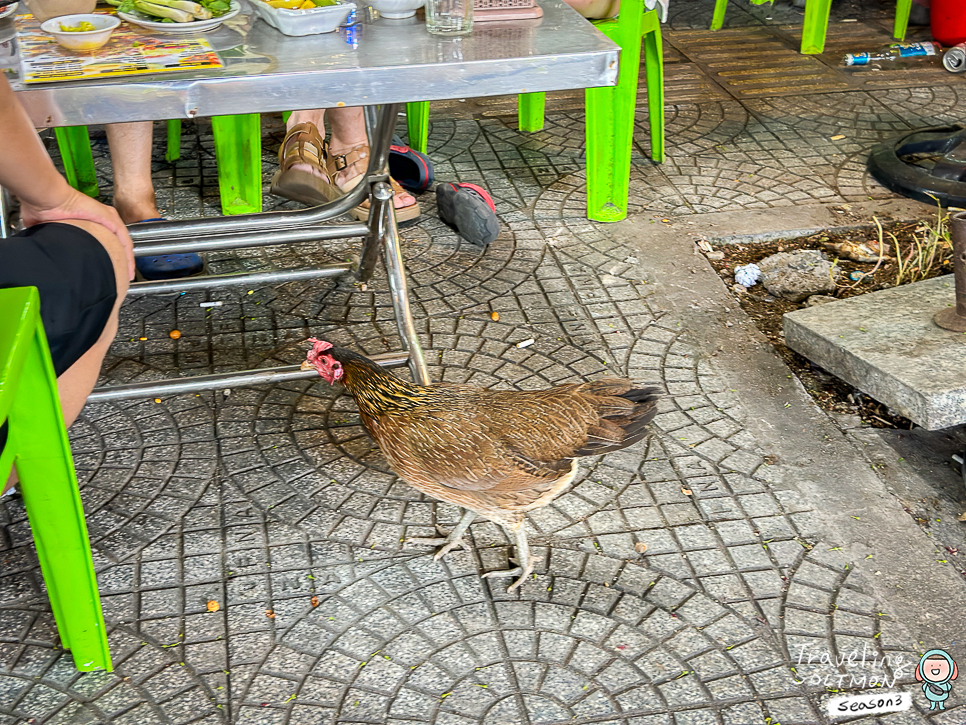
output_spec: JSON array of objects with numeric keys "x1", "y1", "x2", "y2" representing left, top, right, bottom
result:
[
  {"x1": 40, "y1": 13, "x2": 119, "y2": 51},
  {"x1": 245, "y1": 0, "x2": 355, "y2": 35},
  {"x1": 932, "y1": 0, "x2": 966, "y2": 47}
]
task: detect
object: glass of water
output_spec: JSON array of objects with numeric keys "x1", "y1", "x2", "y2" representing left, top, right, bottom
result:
[{"x1": 425, "y1": 0, "x2": 472, "y2": 35}]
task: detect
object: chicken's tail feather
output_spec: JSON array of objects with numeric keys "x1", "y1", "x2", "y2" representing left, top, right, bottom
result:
[{"x1": 573, "y1": 386, "x2": 660, "y2": 457}]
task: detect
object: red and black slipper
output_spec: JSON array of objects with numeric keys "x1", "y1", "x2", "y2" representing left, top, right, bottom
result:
[
  {"x1": 389, "y1": 135, "x2": 434, "y2": 193},
  {"x1": 435, "y1": 182, "x2": 500, "y2": 247}
]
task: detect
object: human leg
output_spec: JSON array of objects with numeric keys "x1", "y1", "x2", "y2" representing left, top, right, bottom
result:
[
  {"x1": 1, "y1": 220, "x2": 128, "y2": 494},
  {"x1": 105, "y1": 122, "x2": 160, "y2": 225},
  {"x1": 105, "y1": 122, "x2": 203, "y2": 279},
  {"x1": 272, "y1": 108, "x2": 417, "y2": 215}
]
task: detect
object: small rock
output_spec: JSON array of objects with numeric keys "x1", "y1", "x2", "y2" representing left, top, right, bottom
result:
[
  {"x1": 806, "y1": 295, "x2": 838, "y2": 307},
  {"x1": 733, "y1": 284, "x2": 748, "y2": 294},
  {"x1": 706, "y1": 251, "x2": 725, "y2": 260},
  {"x1": 757, "y1": 249, "x2": 838, "y2": 302}
]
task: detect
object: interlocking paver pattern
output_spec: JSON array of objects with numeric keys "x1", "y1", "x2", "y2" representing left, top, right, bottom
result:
[{"x1": 3, "y1": 2, "x2": 966, "y2": 723}]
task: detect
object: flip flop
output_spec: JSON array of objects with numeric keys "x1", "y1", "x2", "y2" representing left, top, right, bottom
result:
[
  {"x1": 435, "y1": 182, "x2": 500, "y2": 246},
  {"x1": 390, "y1": 135, "x2": 434, "y2": 193},
  {"x1": 133, "y1": 218, "x2": 205, "y2": 281}
]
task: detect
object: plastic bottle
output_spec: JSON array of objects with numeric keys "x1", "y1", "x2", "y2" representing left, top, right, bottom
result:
[{"x1": 843, "y1": 42, "x2": 942, "y2": 67}]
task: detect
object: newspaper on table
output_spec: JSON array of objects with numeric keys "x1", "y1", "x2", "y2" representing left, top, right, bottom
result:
[{"x1": 17, "y1": 11, "x2": 222, "y2": 84}]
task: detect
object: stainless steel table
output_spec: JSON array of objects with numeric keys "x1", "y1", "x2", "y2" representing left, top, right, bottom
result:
[{"x1": 8, "y1": 2, "x2": 618, "y2": 397}]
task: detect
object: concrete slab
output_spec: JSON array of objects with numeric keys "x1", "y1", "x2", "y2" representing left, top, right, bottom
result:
[{"x1": 784, "y1": 275, "x2": 966, "y2": 430}]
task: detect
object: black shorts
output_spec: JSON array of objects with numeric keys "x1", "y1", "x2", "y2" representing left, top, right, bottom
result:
[
  {"x1": 1, "y1": 222, "x2": 117, "y2": 377},
  {"x1": 0, "y1": 222, "x2": 116, "y2": 459}
]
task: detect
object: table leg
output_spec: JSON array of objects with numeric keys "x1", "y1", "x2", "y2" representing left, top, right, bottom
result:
[
  {"x1": 373, "y1": 180, "x2": 429, "y2": 386},
  {"x1": 0, "y1": 187, "x2": 11, "y2": 239}
]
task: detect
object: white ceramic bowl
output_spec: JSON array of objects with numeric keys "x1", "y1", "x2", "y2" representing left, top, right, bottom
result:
[
  {"x1": 369, "y1": 0, "x2": 423, "y2": 19},
  {"x1": 40, "y1": 13, "x2": 119, "y2": 51}
]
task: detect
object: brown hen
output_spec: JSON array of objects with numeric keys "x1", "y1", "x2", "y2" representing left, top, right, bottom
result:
[{"x1": 302, "y1": 339, "x2": 660, "y2": 590}]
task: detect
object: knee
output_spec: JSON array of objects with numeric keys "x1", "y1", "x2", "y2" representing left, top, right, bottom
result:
[{"x1": 56, "y1": 219, "x2": 130, "y2": 300}]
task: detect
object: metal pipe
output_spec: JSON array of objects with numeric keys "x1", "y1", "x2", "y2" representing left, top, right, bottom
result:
[
  {"x1": 127, "y1": 264, "x2": 354, "y2": 295},
  {"x1": 88, "y1": 351, "x2": 411, "y2": 401},
  {"x1": 133, "y1": 223, "x2": 368, "y2": 256},
  {"x1": 128, "y1": 181, "x2": 371, "y2": 242},
  {"x1": 376, "y1": 181, "x2": 430, "y2": 385},
  {"x1": 934, "y1": 210, "x2": 966, "y2": 332},
  {"x1": 358, "y1": 104, "x2": 399, "y2": 283},
  {"x1": 128, "y1": 103, "x2": 393, "y2": 243},
  {"x1": 0, "y1": 187, "x2": 11, "y2": 239}
]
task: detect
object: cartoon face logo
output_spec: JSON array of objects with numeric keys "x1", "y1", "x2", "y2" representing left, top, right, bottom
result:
[{"x1": 916, "y1": 649, "x2": 957, "y2": 711}]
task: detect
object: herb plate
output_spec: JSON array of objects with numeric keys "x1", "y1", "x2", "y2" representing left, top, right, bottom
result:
[{"x1": 118, "y1": 0, "x2": 241, "y2": 33}]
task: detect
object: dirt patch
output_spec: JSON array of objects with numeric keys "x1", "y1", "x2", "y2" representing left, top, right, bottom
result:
[{"x1": 705, "y1": 220, "x2": 955, "y2": 429}]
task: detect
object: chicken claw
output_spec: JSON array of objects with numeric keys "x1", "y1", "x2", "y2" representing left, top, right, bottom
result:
[
  {"x1": 483, "y1": 554, "x2": 540, "y2": 592},
  {"x1": 405, "y1": 509, "x2": 477, "y2": 561},
  {"x1": 483, "y1": 524, "x2": 538, "y2": 592}
]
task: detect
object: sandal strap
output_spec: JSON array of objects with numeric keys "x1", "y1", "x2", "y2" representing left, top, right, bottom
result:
[
  {"x1": 325, "y1": 142, "x2": 370, "y2": 181},
  {"x1": 278, "y1": 122, "x2": 327, "y2": 176}
]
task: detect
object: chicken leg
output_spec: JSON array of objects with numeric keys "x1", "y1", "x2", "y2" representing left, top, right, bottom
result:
[
  {"x1": 482, "y1": 521, "x2": 538, "y2": 593},
  {"x1": 405, "y1": 508, "x2": 478, "y2": 559}
]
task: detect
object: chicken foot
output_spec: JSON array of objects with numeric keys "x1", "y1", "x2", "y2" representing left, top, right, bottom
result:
[
  {"x1": 405, "y1": 508, "x2": 478, "y2": 560},
  {"x1": 482, "y1": 523, "x2": 538, "y2": 593}
]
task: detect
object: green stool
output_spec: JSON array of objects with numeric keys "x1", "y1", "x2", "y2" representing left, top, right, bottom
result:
[
  {"x1": 0, "y1": 287, "x2": 111, "y2": 673},
  {"x1": 711, "y1": 0, "x2": 913, "y2": 54},
  {"x1": 404, "y1": 0, "x2": 664, "y2": 223},
  {"x1": 55, "y1": 115, "x2": 263, "y2": 216}
]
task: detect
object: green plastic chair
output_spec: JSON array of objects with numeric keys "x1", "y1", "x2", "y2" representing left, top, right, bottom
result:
[
  {"x1": 0, "y1": 287, "x2": 111, "y2": 673},
  {"x1": 406, "y1": 0, "x2": 664, "y2": 223},
  {"x1": 710, "y1": 0, "x2": 913, "y2": 54},
  {"x1": 56, "y1": 114, "x2": 263, "y2": 216}
]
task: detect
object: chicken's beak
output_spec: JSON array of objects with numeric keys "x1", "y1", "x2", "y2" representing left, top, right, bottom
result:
[{"x1": 300, "y1": 360, "x2": 314, "y2": 372}]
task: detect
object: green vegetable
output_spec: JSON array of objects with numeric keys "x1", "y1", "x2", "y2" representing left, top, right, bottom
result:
[{"x1": 134, "y1": 0, "x2": 194, "y2": 21}]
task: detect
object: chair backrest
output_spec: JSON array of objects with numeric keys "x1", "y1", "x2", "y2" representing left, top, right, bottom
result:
[{"x1": 0, "y1": 286, "x2": 40, "y2": 428}]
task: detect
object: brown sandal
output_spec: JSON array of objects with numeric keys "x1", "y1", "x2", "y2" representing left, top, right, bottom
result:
[
  {"x1": 326, "y1": 142, "x2": 421, "y2": 223},
  {"x1": 270, "y1": 122, "x2": 342, "y2": 206}
]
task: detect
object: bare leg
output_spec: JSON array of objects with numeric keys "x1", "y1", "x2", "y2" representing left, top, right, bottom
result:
[
  {"x1": 406, "y1": 508, "x2": 477, "y2": 558},
  {"x1": 482, "y1": 521, "x2": 539, "y2": 592},
  {"x1": 3, "y1": 219, "x2": 129, "y2": 495},
  {"x1": 105, "y1": 122, "x2": 160, "y2": 225}
]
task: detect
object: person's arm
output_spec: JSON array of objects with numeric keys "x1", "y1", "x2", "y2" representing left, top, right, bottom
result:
[{"x1": 0, "y1": 76, "x2": 134, "y2": 279}]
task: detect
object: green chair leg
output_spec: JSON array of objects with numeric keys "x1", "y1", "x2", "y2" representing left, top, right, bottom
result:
[
  {"x1": 165, "y1": 120, "x2": 182, "y2": 163},
  {"x1": 211, "y1": 113, "x2": 262, "y2": 216},
  {"x1": 710, "y1": 0, "x2": 728, "y2": 30},
  {"x1": 893, "y1": 0, "x2": 912, "y2": 40},
  {"x1": 586, "y1": 0, "x2": 647, "y2": 222},
  {"x1": 517, "y1": 92, "x2": 546, "y2": 133},
  {"x1": 0, "y1": 287, "x2": 111, "y2": 673},
  {"x1": 53, "y1": 127, "x2": 99, "y2": 199},
  {"x1": 405, "y1": 101, "x2": 430, "y2": 154},
  {"x1": 800, "y1": 0, "x2": 833, "y2": 54},
  {"x1": 641, "y1": 11, "x2": 665, "y2": 164}
]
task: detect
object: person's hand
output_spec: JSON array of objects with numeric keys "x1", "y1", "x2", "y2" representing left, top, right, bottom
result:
[{"x1": 20, "y1": 184, "x2": 135, "y2": 280}]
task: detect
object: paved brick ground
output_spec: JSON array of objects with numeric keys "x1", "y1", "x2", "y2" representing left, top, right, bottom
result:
[{"x1": 4, "y1": 2, "x2": 966, "y2": 723}]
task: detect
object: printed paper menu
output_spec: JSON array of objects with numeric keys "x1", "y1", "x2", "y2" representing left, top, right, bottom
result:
[{"x1": 17, "y1": 12, "x2": 222, "y2": 83}]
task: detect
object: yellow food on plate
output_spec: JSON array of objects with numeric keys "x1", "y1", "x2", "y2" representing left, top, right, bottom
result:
[{"x1": 264, "y1": 0, "x2": 338, "y2": 8}]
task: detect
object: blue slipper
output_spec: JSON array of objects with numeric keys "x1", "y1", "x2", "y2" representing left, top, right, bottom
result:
[
  {"x1": 133, "y1": 218, "x2": 204, "y2": 281},
  {"x1": 390, "y1": 135, "x2": 434, "y2": 193}
]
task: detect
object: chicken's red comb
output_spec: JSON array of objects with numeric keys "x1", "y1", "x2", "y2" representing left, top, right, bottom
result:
[{"x1": 306, "y1": 338, "x2": 333, "y2": 364}]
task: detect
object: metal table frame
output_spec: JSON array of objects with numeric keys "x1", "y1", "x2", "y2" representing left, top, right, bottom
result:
[{"x1": 5, "y1": 5, "x2": 618, "y2": 400}]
